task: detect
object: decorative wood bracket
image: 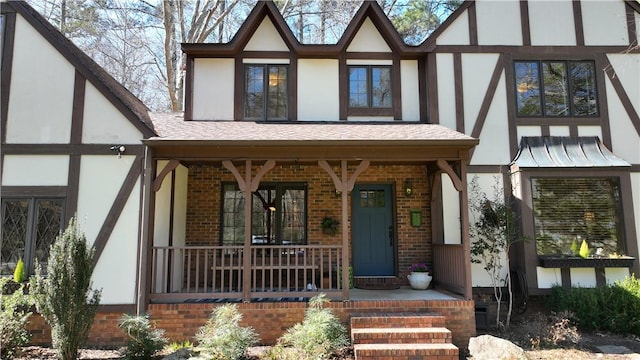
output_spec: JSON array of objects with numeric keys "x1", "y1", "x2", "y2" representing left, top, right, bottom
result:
[
  {"x1": 437, "y1": 159, "x2": 463, "y2": 192},
  {"x1": 152, "y1": 160, "x2": 179, "y2": 192},
  {"x1": 318, "y1": 160, "x2": 370, "y2": 192},
  {"x1": 222, "y1": 160, "x2": 275, "y2": 192}
]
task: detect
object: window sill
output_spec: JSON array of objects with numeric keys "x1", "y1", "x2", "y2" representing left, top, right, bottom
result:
[{"x1": 538, "y1": 256, "x2": 635, "y2": 268}]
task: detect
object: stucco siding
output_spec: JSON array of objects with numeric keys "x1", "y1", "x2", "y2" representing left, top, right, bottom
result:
[
  {"x1": 1, "y1": 155, "x2": 69, "y2": 186},
  {"x1": 400, "y1": 60, "x2": 420, "y2": 122},
  {"x1": 608, "y1": 54, "x2": 640, "y2": 115},
  {"x1": 528, "y1": 0, "x2": 576, "y2": 46},
  {"x1": 606, "y1": 77, "x2": 640, "y2": 163},
  {"x1": 475, "y1": 0, "x2": 522, "y2": 45},
  {"x1": 6, "y1": 15, "x2": 73, "y2": 144},
  {"x1": 192, "y1": 59, "x2": 235, "y2": 120},
  {"x1": 346, "y1": 18, "x2": 391, "y2": 52},
  {"x1": 243, "y1": 17, "x2": 289, "y2": 51},
  {"x1": 297, "y1": 59, "x2": 340, "y2": 121},
  {"x1": 461, "y1": 54, "x2": 500, "y2": 136},
  {"x1": 437, "y1": 54, "x2": 456, "y2": 130},
  {"x1": 82, "y1": 82, "x2": 143, "y2": 143},
  {"x1": 470, "y1": 74, "x2": 510, "y2": 165},
  {"x1": 92, "y1": 179, "x2": 141, "y2": 304},
  {"x1": 442, "y1": 174, "x2": 461, "y2": 245},
  {"x1": 582, "y1": 0, "x2": 629, "y2": 46},
  {"x1": 435, "y1": 11, "x2": 469, "y2": 45}
]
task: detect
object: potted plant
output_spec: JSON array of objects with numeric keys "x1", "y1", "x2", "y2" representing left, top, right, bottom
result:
[
  {"x1": 321, "y1": 216, "x2": 339, "y2": 236},
  {"x1": 407, "y1": 262, "x2": 432, "y2": 290}
]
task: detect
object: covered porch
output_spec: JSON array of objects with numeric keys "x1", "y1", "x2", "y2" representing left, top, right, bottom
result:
[{"x1": 138, "y1": 118, "x2": 478, "y2": 308}]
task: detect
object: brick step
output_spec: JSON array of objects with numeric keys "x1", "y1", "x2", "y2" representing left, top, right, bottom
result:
[
  {"x1": 350, "y1": 313, "x2": 446, "y2": 329},
  {"x1": 354, "y1": 343, "x2": 459, "y2": 360},
  {"x1": 352, "y1": 327, "x2": 452, "y2": 344}
]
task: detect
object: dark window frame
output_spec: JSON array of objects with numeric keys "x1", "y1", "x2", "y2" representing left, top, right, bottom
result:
[
  {"x1": 1, "y1": 197, "x2": 65, "y2": 276},
  {"x1": 348, "y1": 65, "x2": 393, "y2": 116},
  {"x1": 243, "y1": 64, "x2": 289, "y2": 121},
  {"x1": 513, "y1": 60, "x2": 599, "y2": 118},
  {"x1": 530, "y1": 176, "x2": 625, "y2": 257},
  {"x1": 220, "y1": 182, "x2": 307, "y2": 246}
]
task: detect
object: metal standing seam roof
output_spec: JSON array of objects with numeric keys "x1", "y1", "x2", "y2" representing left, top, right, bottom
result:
[
  {"x1": 146, "y1": 113, "x2": 479, "y2": 145},
  {"x1": 510, "y1": 136, "x2": 630, "y2": 168}
]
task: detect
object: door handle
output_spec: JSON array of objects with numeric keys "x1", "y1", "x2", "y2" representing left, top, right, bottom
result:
[{"x1": 388, "y1": 225, "x2": 394, "y2": 247}]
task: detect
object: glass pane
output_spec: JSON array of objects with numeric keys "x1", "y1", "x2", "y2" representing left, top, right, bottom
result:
[
  {"x1": 515, "y1": 62, "x2": 541, "y2": 116},
  {"x1": 222, "y1": 184, "x2": 245, "y2": 245},
  {"x1": 281, "y1": 189, "x2": 305, "y2": 245},
  {"x1": 267, "y1": 66, "x2": 287, "y2": 120},
  {"x1": 33, "y1": 199, "x2": 63, "y2": 273},
  {"x1": 252, "y1": 189, "x2": 276, "y2": 244},
  {"x1": 542, "y1": 61, "x2": 570, "y2": 116},
  {"x1": 570, "y1": 61, "x2": 598, "y2": 116},
  {"x1": 371, "y1": 67, "x2": 392, "y2": 108},
  {"x1": 532, "y1": 178, "x2": 623, "y2": 256},
  {"x1": 359, "y1": 190, "x2": 385, "y2": 208},
  {"x1": 1, "y1": 200, "x2": 29, "y2": 275},
  {"x1": 349, "y1": 67, "x2": 368, "y2": 107},
  {"x1": 244, "y1": 65, "x2": 264, "y2": 119}
]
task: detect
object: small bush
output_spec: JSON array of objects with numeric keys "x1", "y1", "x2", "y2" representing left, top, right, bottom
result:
[
  {"x1": 13, "y1": 258, "x2": 26, "y2": 283},
  {"x1": 267, "y1": 294, "x2": 349, "y2": 360},
  {"x1": 168, "y1": 340, "x2": 193, "y2": 352},
  {"x1": 119, "y1": 314, "x2": 168, "y2": 359},
  {"x1": 196, "y1": 304, "x2": 259, "y2": 360},
  {"x1": 548, "y1": 275, "x2": 640, "y2": 335},
  {"x1": 0, "y1": 278, "x2": 34, "y2": 359}
]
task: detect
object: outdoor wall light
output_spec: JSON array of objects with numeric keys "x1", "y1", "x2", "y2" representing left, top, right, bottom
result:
[
  {"x1": 110, "y1": 145, "x2": 126, "y2": 158},
  {"x1": 404, "y1": 179, "x2": 413, "y2": 197}
]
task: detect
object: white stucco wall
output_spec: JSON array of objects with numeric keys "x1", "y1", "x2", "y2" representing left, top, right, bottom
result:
[
  {"x1": 475, "y1": 0, "x2": 522, "y2": 45},
  {"x1": 346, "y1": 18, "x2": 391, "y2": 52},
  {"x1": 549, "y1": 126, "x2": 571, "y2": 137},
  {"x1": 1, "y1": 155, "x2": 69, "y2": 186},
  {"x1": 632, "y1": 173, "x2": 640, "y2": 268},
  {"x1": 582, "y1": 0, "x2": 629, "y2": 46},
  {"x1": 536, "y1": 267, "x2": 562, "y2": 288},
  {"x1": 606, "y1": 77, "x2": 640, "y2": 163},
  {"x1": 192, "y1": 59, "x2": 235, "y2": 120},
  {"x1": 470, "y1": 73, "x2": 510, "y2": 165},
  {"x1": 608, "y1": 54, "x2": 640, "y2": 115},
  {"x1": 461, "y1": 54, "x2": 499, "y2": 136},
  {"x1": 570, "y1": 268, "x2": 597, "y2": 287},
  {"x1": 244, "y1": 18, "x2": 289, "y2": 51},
  {"x1": 92, "y1": 179, "x2": 141, "y2": 304},
  {"x1": 516, "y1": 126, "x2": 542, "y2": 140},
  {"x1": 605, "y1": 268, "x2": 630, "y2": 285},
  {"x1": 577, "y1": 126, "x2": 602, "y2": 139},
  {"x1": 529, "y1": 0, "x2": 576, "y2": 46},
  {"x1": 6, "y1": 15, "x2": 73, "y2": 144},
  {"x1": 436, "y1": 11, "x2": 469, "y2": 45},
  {"x1": 437, "y1": 54, "x2": 456, "y2": 130},
  {"x1": 400, "y1": 60, "x2": 420, "y2": 122},
  {"x1": 297, "y1": 59, "x2": 340, "y2": 121},
  {"x1": 82, "y1": 82, "x2": 143, "y2": 144},
  {"x1": 441, "y1": 173, "x2": 461, "y2": 245}
]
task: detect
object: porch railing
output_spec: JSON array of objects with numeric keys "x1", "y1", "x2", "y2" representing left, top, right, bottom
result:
[
  {"x1": 150, "y1": 245, "x2": 343, "y2": 302},
  {"x1": 433, "y1": 244, "x2": 465, "y2": 296}
]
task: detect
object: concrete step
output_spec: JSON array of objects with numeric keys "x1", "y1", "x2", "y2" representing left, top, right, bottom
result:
[
  {"x1": 351, "y1": 326, "x2": 452, "y2": 344},
  {"x1": 350, "y1": 313, "x2": 446, "y2": 329},
  {"x1": 354, "y1": 343, "x2": 459, "y2": 360}
]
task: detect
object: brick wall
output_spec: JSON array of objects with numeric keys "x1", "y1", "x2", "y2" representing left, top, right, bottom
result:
[
  {"x1": 27, "y1": 311, "x2": 128, "y2": 347},
  {"x1": 147, "y1": 299, "x2": 476, "y2": 349},
  {"x1": 186, "y1": 163, "x2": 432, "y2": 285}
]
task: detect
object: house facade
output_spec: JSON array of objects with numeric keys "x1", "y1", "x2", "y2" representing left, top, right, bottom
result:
[{"x1": 2, "y1": 0, "x2": 639, "y2": 349}]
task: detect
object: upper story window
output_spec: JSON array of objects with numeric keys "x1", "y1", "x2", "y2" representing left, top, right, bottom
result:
[
  {"x1": 244, "y1": 64, "x2": 288, "y2": 120},
  {"x1": 514, "y1": 60, "x2": 598, "y2": 117},
  {"x1": 348, "y1": 65, "x2": 392, "y2": 116}
]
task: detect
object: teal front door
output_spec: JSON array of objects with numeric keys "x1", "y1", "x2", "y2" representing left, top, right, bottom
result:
[{"x1": 352, "y1": 184, "x2": 394, "y2": 276}]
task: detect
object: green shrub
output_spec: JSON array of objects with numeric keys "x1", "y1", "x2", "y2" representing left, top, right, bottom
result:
[
  {"x1": 168, "y1": 340, "x2": 193, "y2": 352},
  {"x1": 268, "y1": 294, "x2": 348, "y2": 360},
  {"x1": 195, "y1": 304, "x2": 259, "y2": 360},
  {"x1": 548, "y1": 275, "x2": 640, "y2": 335},
  {"x1": 30, "y1": 215, "x2": 102, "y2": 360},
  {"x1": 13, "y1": 258, "x2": 26, "y2": 283},
  {"x1": 119, "y1": 314, "x2": 168, "y2": 359},
  {"x1": 0, "y1": 278, "x2": 34, "y2": 359}
]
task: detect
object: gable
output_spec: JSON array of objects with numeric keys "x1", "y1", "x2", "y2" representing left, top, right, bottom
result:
[
  {"x1": 346, "y1": 17, "x2": 391, "y2": 52},
  {"x1": 6, "y1": 14, "x2": 74, "y2": 144},
  {"x1": 435, "y1": 9, "x2": 469, "y2": 45},
  {"x1": 244, "y1": 17, "x2": 289, "y2": 51},
  {"x1": 582, "y1": 0, "x2": 629, "y2": 46},
  {"x1": 528, "y1": 0, "x2": 576, "y2": 45}
]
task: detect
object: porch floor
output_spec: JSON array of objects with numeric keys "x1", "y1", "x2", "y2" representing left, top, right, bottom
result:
[{"x1": 349, "y1": 287, "x2": 460, "y2": 301}]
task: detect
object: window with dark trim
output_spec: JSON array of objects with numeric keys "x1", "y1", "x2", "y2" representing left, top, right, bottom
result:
[
  {"x1": 1, "y1": 198, "x2": 65, "y2": 276},
  {"x1": 532, "y1": 178, "x2": 624, "y2": 256},
  {"x1": 244, "y1": 64, "x2": 288, "y2": 120},
  {"x1": 348, "y1": 65, "x2": 392, "y2": 115},
  {"x1": 514, "y1": 60, "x2": 598, "y2": 117},
  {"x1": 221, "y1": 183, "x2": 306, "y2": 246}
]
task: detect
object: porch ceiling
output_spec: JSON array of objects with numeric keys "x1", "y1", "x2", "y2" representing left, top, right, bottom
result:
[{"x1": 145, "y1": 113, "x2": 478, "y2": 161}]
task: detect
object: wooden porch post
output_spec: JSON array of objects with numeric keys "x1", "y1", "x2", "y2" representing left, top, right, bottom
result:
[
  {"x1": 137, "y1": 147, "x2": 154, "y2": 315},
  {"x1": 319, "y1": 160, "x2": 369, "y2": 300},
  {"x1": 459, "y1": 161, "x2": 473, "y2": 299}
]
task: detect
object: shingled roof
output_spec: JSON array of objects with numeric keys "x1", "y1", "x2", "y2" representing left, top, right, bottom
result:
[{"x1": 148, "y1": 113, "x2": 478, "y2": 146}]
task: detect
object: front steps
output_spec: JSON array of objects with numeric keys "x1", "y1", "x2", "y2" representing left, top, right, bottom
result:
[{"x1": 351, "y1": 313, "x2": 459, "y2": 360}]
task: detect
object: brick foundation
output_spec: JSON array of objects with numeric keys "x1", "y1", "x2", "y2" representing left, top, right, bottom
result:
[{"x1": 27, "y1": 311, "x2": 128, "y2": 347}]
